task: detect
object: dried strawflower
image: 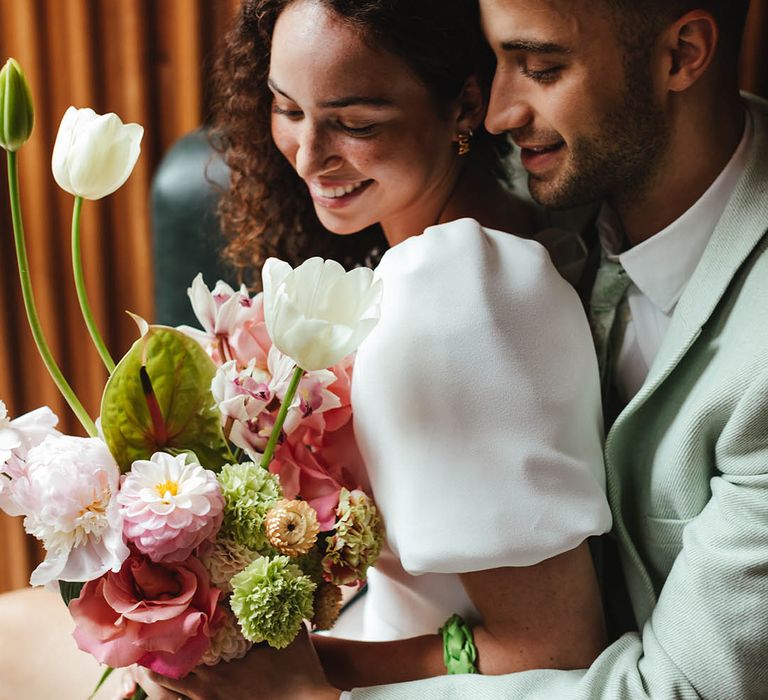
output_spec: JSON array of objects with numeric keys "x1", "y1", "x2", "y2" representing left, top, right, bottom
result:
[{"x1": 265, "y1": 499, "x2": 320, "y2": 557}]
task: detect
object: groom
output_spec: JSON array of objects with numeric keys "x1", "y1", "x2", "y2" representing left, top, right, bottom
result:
[
  {"x1": 355, "y1": 0, "x2": 765, "y2": 697},
  {"x1": 341, "y1": 0, "x2": 768, "y2": 698}
]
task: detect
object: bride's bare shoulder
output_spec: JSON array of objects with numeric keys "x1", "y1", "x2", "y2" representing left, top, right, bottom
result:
[{"x1": 442, "y1": 162, "x2": 536, "y2": 239}]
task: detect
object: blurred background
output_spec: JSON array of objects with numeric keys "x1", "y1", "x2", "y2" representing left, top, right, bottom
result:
[{"x1": 0, "y1": 0, "x2": 766, "y2": 593}]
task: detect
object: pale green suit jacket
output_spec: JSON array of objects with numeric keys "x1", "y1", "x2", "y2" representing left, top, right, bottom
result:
[{"x1": 352, "y1": 94, "x2": 768, "y2": 700}]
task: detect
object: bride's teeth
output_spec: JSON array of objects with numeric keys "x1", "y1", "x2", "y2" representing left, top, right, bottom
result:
[{"x1": 315, "y1": 181, "x2": 366, "y2": 199}]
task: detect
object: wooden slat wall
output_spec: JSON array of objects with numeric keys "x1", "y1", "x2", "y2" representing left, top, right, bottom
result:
[
  {"x1": 0, "y1": 0, "x2": 240, "y2": 593},
  {"x1": 0, "y1": 0, "x2": 765, "y2": 593}
]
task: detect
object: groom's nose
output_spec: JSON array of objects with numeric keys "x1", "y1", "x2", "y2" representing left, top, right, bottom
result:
[{"x1": 485, "y1": 73, "x2": 534, "y2": 135}]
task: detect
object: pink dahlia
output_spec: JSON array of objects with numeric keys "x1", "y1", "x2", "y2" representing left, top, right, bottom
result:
[
  {"x1": 119, "y1": 452, "x2": 224, "y2": 562},
  {"x1": 70, "y1": 553, "x2": 224, "y2": 678}
]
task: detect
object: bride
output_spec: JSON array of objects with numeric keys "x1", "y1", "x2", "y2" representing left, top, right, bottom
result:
[{"x1": 138, "y1": 0, "x2": 611, "y2": 695}]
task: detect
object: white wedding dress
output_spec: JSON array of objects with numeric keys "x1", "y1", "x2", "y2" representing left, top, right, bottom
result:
[{"x1": 346, "y1": 218, "x2": 612, "y2": 641}]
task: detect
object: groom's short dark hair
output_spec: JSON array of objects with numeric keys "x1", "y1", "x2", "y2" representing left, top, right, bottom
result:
[{"x1": 605, "y1": 0, "x2": 750, "y2": 61}]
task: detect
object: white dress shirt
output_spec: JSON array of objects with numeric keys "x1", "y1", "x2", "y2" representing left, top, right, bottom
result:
[{"x1": 598, "y1": 109, "x2": 753, "y2": 402}]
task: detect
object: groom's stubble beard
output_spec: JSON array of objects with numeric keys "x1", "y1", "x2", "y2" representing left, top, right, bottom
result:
[{"x1": 520, "y1": 49, "x2": 671, "y2": 211}]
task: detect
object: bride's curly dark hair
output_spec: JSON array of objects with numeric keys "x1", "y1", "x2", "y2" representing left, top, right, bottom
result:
[{"x1": 210, "y1": 0, "x2": 511, "y2": 288}]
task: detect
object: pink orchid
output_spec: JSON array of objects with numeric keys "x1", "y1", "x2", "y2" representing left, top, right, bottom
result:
[
  {"x1": 177, "y1": 274, "x2": 262, "y2": 365},
  {"x1": 70, "y1": 554, "x2": 224, "y2": 678},
  {"x1": 211, "y1": 360, "x2": 272, "y2": 423},
  {"x1": 268, "y1": 346, "x2": 343, "y2": 435},
  {"x1": 228, "y1": 411, "x2": 276, "y2": 460},
  {"x1": 218, "y1": 346, "x2": 347, "y2": 459}
]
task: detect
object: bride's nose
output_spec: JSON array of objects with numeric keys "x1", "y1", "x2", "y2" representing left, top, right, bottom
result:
[{"x1": 295, "y1": 123, "x2": 342, "y2": 179}]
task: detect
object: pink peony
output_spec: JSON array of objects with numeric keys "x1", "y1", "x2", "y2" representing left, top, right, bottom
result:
[
  {"x1": 9, "y1": 434, "x2": 128, "y2": 586},
  {"x1": 0, "y1": 401, "x2": 60, "y2": 516},
  {"x1": 119, "y1": 452, "x2": 224, "y2": 562},
  {"x1": 70, "y1": 553, "x2": 224, "y2": 678}
]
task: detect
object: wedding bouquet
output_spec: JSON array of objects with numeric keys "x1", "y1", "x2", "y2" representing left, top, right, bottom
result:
[{"x1": 0, "y1": 58, "x2": 384, "y2": 693}]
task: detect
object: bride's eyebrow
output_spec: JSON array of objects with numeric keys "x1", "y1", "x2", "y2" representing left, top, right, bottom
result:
[
  {"x1": 319, "y1": 95, "x2": 395, "y2": 109},
  {"x1": 268, "y1": 78, "x2": 394, "y2": 109}
]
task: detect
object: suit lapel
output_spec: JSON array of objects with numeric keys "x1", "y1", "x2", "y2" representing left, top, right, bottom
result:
[{"x1": 609, "y1": 94, "x2": 768, "y2": 438}]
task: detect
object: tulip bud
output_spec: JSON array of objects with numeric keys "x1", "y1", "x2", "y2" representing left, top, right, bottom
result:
[
  {"x1": 52, "y1": 106, "x2": 143, "y2": 200},
  {"x1": 0, "y1": 58, "x2": 35, "y2": 152}
]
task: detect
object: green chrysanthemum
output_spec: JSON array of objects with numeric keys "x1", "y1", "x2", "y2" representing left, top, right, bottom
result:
[
  {"x1": 322, "y1": 488, "x2": 384, "y2": 586},
  {"x1": 218, "y1": 462, "x2": 282, "y2": 550},
  {"x1": 230, "y1": 555, "x2": 316, "y2": 648}
]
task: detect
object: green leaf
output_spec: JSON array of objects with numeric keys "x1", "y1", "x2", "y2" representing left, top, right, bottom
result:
[
  {"x1": 58, "y1": 579, "x2": 84, "y2": 606},
  {"x1": 100, "y1": 323, "x2": 231, "y2": 472}
]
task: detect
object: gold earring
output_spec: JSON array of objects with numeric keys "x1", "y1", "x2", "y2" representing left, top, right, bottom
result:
[{"x1": 457, "y1": 129, "x2": 473, "y2": 156}]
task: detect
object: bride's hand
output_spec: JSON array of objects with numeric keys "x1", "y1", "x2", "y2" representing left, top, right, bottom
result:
[{"x1": 133, "y1": 628, "x2": 340, "y2": 700}]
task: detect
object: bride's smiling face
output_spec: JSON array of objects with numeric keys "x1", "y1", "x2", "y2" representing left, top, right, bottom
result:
[{"x1": 268, "y1": 0, "x2": 462, "y2": 244}]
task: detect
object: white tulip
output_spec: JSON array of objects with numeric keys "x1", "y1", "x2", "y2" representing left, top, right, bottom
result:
[
  {"x1": 262, "y1": 257, "x2": 382, "y2": 371},
  {"x1": 51, "y1": 106, "x2": 143, "y2": 200}
]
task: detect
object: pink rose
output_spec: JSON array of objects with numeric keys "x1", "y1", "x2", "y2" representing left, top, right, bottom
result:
[
  {"x1": 320, "y1": 355, "x2": 354, "y2": 433},
  {"x1": 229, "y1": 311, "x2": 272, "y2": 368},
  {"x1": 70, "y1": 554, "x2": 223, "y2": 678}
]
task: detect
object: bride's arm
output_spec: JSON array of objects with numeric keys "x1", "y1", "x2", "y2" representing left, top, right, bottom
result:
[{"x1": 315, "y1": 539, "x2": 605, "y2": 689}]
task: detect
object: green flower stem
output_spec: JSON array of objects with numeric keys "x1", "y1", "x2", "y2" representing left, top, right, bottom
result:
[
  {"x1": 87, "y1": 667, "x2": 114, "y2": 700},
  {"x1": 260, "y1": 364, "x2": 303, "y2": 469},
  {"x1": 5, "y1": 151, "x2": 97, "y2": 437},
  {"x1": 72, "y1": 195, "x2": 115, "y2": 373}
]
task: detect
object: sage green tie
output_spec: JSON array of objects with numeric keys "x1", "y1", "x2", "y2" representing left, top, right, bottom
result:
[{"x1": 589, "y1": 254, "x2": 633, "y2": 391}]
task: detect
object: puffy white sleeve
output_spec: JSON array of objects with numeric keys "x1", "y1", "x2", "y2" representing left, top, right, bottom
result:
[{"x1": 351, "y1": 218, "x2": 611, "y2": 576}]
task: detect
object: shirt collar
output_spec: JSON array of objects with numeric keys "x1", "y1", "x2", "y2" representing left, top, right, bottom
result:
[{"x1": 597, "y1": 108, "x2": 754, "y2": 314}]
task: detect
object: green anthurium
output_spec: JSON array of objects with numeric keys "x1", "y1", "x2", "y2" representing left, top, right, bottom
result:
[{"x1": 100, "y1": 319, "x2": 232, "y2": 473}]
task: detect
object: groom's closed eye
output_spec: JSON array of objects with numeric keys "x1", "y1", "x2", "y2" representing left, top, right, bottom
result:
[{"x1": 520, "y1": 64, "x2": 564, "y2": 84}]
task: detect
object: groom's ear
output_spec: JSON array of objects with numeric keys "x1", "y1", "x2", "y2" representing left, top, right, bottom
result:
[
  {"x1": 453, "y1": 75, "x2": 486, "y2": 133},
  {"x1": 657, "y1": 10, "x2": 718, "y2": 94}
]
